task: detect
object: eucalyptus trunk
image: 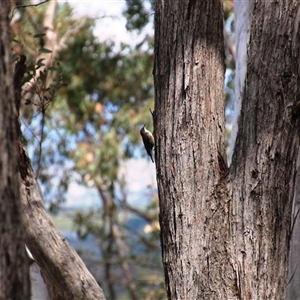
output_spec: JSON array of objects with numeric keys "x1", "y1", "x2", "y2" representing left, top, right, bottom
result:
[
  {"x1": 154, "y1": 0, "x2": 300, "y2": 299},
  {"x1": 0, "y1": 1, "x2": 30, "y2": 298}
]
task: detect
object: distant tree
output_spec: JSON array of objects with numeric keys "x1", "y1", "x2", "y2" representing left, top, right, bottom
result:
[
  {"x1": 8, "y1": 1, "x2": 107, "y2": 299},
  {"x1": 155, "y1": 0, "x2": 300, "y2": 299},
  {"x1": 13, "y1": 0, "x2": 164, "y2": 298},
  {"x1": 0, "y1": 1, "x2": 30, "y2": 299}
]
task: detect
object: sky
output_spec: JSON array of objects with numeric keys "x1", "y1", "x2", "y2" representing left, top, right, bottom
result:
[
  {"x1": 60, "y1": 0, "x2": 156, "y2": 208},
  {"x1": 66, "y1": 159, "x2": 156, "y2": 208},
  {"x1": 68, "y1": 0, "x2": 150, "y2": 46}
]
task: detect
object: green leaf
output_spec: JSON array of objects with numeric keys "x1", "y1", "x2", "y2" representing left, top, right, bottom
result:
[
  {"x1": 48, "y1": 67, "x2": 58, "y2": 71},
  {"x1": 35, "y1": 58, "x2": 45, "y2": 70},
  {"x1": 36, "y1": 58, "x2": 45, "y2": 64},
  {"x1": 39, "y1": 48, "x2": 52, "y2": 54},
  {"x1": 22, "y1": 74, "x2": 33, "y2": 84},
  {"x1": 35, "y1": 63, "x2": 45, "y2": 70},
  {"x1": 33, "y1": 33, "x2": 46, "y2": 38}
]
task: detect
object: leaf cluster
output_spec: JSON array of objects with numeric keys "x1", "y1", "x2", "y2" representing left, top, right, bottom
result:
[{"x1": 16, "y1": 1, "x2": 164, "y2": 298}]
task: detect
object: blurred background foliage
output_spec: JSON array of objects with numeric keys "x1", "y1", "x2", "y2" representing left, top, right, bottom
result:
[{"x1": 12, "y1": 0, "x2": 234, "y2": 299}]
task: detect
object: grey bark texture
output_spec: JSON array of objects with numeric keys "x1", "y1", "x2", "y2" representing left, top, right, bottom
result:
[
  {"x1": 18, "y1": 94, "x2": 107, "y2": 299},
  {"x1": 154, "y1": 1, "x2": 227, "y2": 298},
  {"x1": 10, "y1": 3, "x2": 107, "y2": 298},
  {"x1": 0, "y1": 1, "x2": 30, "y2": 299},
  {"x1": 19, "y1": 145, "x2": 107, "y2": 300},
  {"x1": 230, "y1": 1, "x2": 300, "y2": 298},
  {"x1": 154, "y1": 0, "x2": 300, "y2": 299}
]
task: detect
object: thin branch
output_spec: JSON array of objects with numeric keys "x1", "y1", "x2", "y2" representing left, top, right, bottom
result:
[
  {"x1": 21, "y1": 16, "x2": 88, "y2": 107},
  {"x1": 43, "y1": 0, "x2": 56, "y2": 30},
  {"x1": 111, "y1": 223, "x2": 138, "y2": 300},
  {"x1": 35, "y1": 109, "x2": 45, "y2": 179},
  {"x1": 57, "y1": 17, "x2": 88, "y2": 51},
  {"x1": 21, "y1": 0, "x2": 57, "y2": 103},
  {"x1": 11, "y1": 0, "x2": 50, "y2": 21},
  {"x1": 118, "y1": 185, "x2": 154, "y2": 223},
  {"x1": 290, "y1": 208, "x2": 300, "y2": 237},
  {"x1": 122, "y1": 223, "x2": 159, "y2": 251},
  {"x1": 121, "y1": 201, "x2": 153, "y2": 223},
  {"x1": 287, "y1": 263, "x2": 299, "y2": 286},
  {"x1": 96, "y1": 184, "x2": 138, "y2": 300},
  {"x1": 97, "y1": 231, "x2": 116, "y2": 300}
]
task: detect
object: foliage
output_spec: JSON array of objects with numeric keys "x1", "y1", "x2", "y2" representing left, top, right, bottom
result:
[
  {"x1": 13, "y1": 0, "x2": 235, "y2": 298},
  {"x1": 123, "y1": 0, "x2": 154, "y2": 33},
  {"x1": 14, "y1": 1, "x2": 163, "y2": 299}
]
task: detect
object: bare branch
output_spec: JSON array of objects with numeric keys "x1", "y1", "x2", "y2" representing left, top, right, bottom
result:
[
  {"x1": 12, "y1": 30, "x2": 106, "y2": 299},
  {"x1": 111, "y1": 223, "x2": 138, "y2": 300},
  {"x1": 21, "y1": 0, "x2": 88, "y2": 108},
  {"x1": 21, "y1": 0, "x2": 58, "y2": 99},
  {"x1": 122, "y1": 201, "x2": 153, "y2": 223},
  {"x1": 57, "y1": 17, "x2": 88, "y2": 51},
  {"x1": 19, "y1": 144, "x2": 106, "y2": 299},
  {"x1": 11, "y1": 0, "x2": 50, "y2": 21}
]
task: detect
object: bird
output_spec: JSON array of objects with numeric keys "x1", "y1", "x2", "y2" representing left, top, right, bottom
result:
[{"x1": 140, "y1": 125, "x2": 155, "y2": 163}]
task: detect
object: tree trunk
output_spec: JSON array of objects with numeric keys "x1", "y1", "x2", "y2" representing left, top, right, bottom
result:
[
  {"x1": 154, "y1": 0, "x2": 300, "y2": 299},
  {"x1": 10, "y1": 4, "x2": 107, "y2": 298},
  {"x1": 19, "y1": 144, "x2": 107, "y2": 300},
  {"x1": 0, "y1": 2, "x2": 30, "y2": 299},
  {"x1": 230, "y1": 1, "x2": 300, "y2": 298},
  {"x1": 154, "y1": 1, "x2": 227, "y2": 298}
]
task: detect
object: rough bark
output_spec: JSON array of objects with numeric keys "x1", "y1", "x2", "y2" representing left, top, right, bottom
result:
[
  {"x1": 229, "y1": 1, "x2": 300, "y2": 298},
  {"x1": 155, "y1": 0, "x2": 300, "y2": 299},
  {"x1": 286, "y1": 3, "x2": 300, "y2": 297},
  {"x1": 0, "y1": 1, "x2": 30, "y2": 299},
  {"x1": 15, "y1": 57, "x2": 106, "y2": 298},
  {"x1": 9, "y1": 2, "x2": 107, "y2": 298},
  {"x1": 19, "y1": 145, "x2": 107, "y2": 300},
  {"x1": 154, "y1": 1, "x2": 227, "y2": 298},
  {"x1": 12, "y1": 49, "x2": 106, "y2": 300}
]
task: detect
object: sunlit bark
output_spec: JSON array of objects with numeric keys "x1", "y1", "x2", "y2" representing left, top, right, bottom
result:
[{"x1": 155, "y1": 0, "x2": 300, "y2": 299}]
